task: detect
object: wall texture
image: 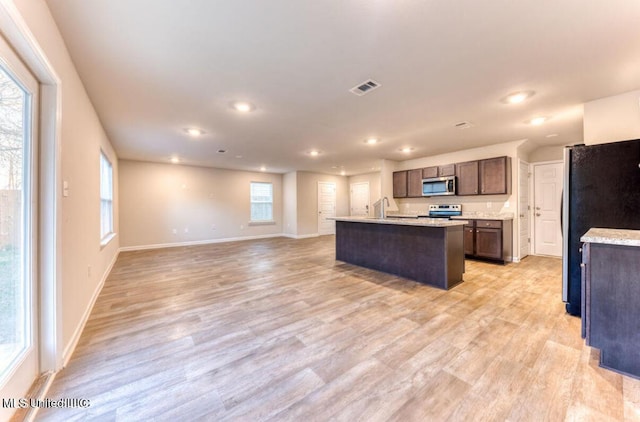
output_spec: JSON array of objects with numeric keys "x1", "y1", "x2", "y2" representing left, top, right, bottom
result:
[
  {"x1": 119, "y1": 160, "x2": 283, "y2": 248},
  {"x1": 584, "y1": 89, "x2": 640, "y2": 145},
  {"x1": 13, "y1": 0, "x2": 120, "y2": 358},
  {"x1": 282, "y1": 171, "x2": 297, "y2": 236}
]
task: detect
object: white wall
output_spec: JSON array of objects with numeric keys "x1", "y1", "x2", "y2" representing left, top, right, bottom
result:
[
  {"x1": 12, "y1": 0, "x2": 120, "y2": 358},
  {"x1": 529, "y1": 145, "x2": 565, "y2": 162},
  {"x1": 119, "y1": 160, "x2": 283, "y2": 248},
  {"x1": 348, "y1": 172, "x2": 381, "y2": 217},
  {"x1": 283, "y1": 171, "x2": 297, "y2": 236},
  {"x1": 584, "y1": 89, "x2": 640, "y2": 145}
]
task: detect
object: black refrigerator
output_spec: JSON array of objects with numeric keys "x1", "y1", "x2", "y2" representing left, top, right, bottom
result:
[{"x1": 562, "y1": 138, "x2": 640, "y2": 316}]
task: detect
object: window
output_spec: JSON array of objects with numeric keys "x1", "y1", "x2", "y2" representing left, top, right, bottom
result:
[
  {"x1": 100, "y1": 151, "x2": 113, "y2": 241},
  {"x1": 250, "y1": 182, "x2": 273, "y2": 222}
]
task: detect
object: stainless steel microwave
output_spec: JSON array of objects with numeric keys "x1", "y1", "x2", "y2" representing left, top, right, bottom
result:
[{"x1": 422, "y1": 176, "x2": 456, "y2": 196}]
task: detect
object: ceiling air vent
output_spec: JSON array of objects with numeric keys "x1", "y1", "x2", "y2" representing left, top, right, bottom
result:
[
  {"x1": 349, "y1": 79, "x2": 381, "y2": 96},
  {"x1": 454, "y1": 121, "x2": 474, "y2": 129}
]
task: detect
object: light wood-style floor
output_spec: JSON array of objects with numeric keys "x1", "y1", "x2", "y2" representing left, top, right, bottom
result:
[{"x1": 36, "y1": 236, "x2": 640, "y2": 421}]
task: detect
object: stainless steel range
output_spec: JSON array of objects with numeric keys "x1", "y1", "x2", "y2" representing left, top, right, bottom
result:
[{"x1": 428, "y1": 204, "x2": 462, "y2": 219}]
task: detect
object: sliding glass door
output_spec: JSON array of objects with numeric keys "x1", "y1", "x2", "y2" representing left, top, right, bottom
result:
[{"x1": 0, "y1": 32, "x2": 39, "y2": 416}]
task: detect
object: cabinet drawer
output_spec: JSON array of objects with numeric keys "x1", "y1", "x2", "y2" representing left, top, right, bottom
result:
[{"x1": 476, "y1": 220, "x2": 502, "y2": 229}]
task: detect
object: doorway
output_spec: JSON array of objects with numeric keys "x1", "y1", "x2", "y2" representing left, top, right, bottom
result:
[
  {"x1": 0, "y1": 32, "x2": 40, "y2": 413},
  {"x1": 350, "y1": 182, "x2": 369, "y2": 217},
  {"x1": 317, "y1": 181, "x2": 336, "y2": 235},
  {"x1": 533, "y1": 161, "x2": 563, "y2": 257}
]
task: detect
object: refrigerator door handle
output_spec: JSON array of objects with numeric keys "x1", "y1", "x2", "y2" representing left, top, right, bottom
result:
[{"x1": 561, "y1": 147, "x2": 571, "y2": 303}]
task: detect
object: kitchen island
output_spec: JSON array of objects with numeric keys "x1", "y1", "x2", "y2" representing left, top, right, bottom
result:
[{"x1": 331, "y1": 216, "x2": 468, "y2": 289}]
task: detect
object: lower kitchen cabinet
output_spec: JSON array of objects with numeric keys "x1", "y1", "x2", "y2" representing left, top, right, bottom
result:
[
  {"x1": 463, "y1": 219, "x2": 513, "y2": 264},
  {"x1": 581, "y1": 240, "x2": 640, "y2": 378}
]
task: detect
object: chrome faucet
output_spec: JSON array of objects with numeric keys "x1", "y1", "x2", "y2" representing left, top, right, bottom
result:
[{"x1": 381, "y1": 196, "x2": 390, "y2": 218}]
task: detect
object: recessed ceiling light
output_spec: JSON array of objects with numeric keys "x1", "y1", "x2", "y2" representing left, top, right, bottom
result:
[
  {"x1": 528, "y1": 116, "x2": 548, "y2": 126},
  {"x1": 309, "y1": 150, "x2": 320, "y2": 156},
  {"x1": 170, "y1": 156, "x2": 180, "y2": 164},
  {"x1": 231, "y1": 101, "x2": 255, "y2": 112},
  {"x1": 502, "y1": 91, "x2": 535, "y2": 104},
  {"x1": 340, "y1": 170, "x2": 346, "y2": 176},
  {"x1": 400, "y1": 147, "x2": 414, "y2": 153},
  {"x1": 184, "y1": 128, "x2": 204, "y2": 136},
  {"x1": 546, "y1": 133, "x2": 559, "y2": 138},
  {"x1": 364, "y1": 138, "x2": 379, "y2": 145},
  {"x1": 260, "y1": 166, "x2": 266, "y2": 171}
]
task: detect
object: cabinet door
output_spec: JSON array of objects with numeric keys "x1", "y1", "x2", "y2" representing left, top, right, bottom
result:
[
  {"x1": 464, "y1": 224, "x2": 475, "y2": 255},
  {"x1": 438, "y1": 164, "x2": 456, "y2": 177},
  {"x1": 422, "y1": 166, "x2": 438, "y2": 179},
  {"x1": 393, "y1": 171, "x2": 408, "y2": 198},
  {"x1": 407, "y1": 169, "x2": 423, "y2": 197},
  {"x1": 456, "y1": 161, "x2": 479, "y2": 195},
  {"x1": 475, "y1": 228, "x2": 502, "y2": 259},
  {"x1": 479, "y1": 156, "x2": 510, "y2": 195}
]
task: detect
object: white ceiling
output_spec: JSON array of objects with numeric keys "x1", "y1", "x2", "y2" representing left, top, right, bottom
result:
[{"x1": 45, "y1": 0, "x2": 640, "y2": 175}]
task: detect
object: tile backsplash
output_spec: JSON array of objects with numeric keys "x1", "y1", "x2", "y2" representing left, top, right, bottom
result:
[{"x1": 396, "y1": 194, "x2": 513, "y2": 215}]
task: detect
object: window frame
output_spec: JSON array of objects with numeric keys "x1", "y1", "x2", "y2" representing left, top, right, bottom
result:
[
  {"x1": 99, "y1": 150, "x2": 114, "y2": 245},
  {"x1": 249, "y1": 181, "x2": 274, "y2": 224}
]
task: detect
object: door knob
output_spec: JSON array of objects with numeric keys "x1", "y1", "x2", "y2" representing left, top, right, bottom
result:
[
  {"x1": 536, "y1": 213, "x2": 541, "y2": 216},
  {"x1": 535, "y1": 206, "x2": 541, "y2": 210}
]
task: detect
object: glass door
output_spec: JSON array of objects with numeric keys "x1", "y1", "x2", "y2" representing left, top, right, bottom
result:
[{"x1": 0, "y1": 32, "x2": 39, "y2": 419}]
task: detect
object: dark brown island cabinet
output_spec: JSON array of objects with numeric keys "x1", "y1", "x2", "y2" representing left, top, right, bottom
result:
[
  {"x1": 333, "y1": 218, "x2": 467, "y2": 290},
  {"x1": 462, "y1": 219, "x2": 513, "y2": 264},
  {"x1": 581, "y1": 231, "x2": 640, "y2": 379}
]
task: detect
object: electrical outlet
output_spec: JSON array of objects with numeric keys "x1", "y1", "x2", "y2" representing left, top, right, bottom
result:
[{"x1": 504, "y1": 201, "x2": 510, "y2": 208}]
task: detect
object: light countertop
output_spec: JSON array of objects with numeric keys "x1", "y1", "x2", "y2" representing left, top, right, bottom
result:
[
  {"x1": 451, "y1": 212, "x2": 515, "y2": 221},
  {"x1": 581, "y1": 228, "x2": 640, "y2": 247},
  {"x1": 330, "y1": 216, "x2": 468, "y2": 227}
]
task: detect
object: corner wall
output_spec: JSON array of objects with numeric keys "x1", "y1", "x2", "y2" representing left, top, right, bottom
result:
[{"x1": 118, "y1": 160, "x2": 283, "y2": 248}]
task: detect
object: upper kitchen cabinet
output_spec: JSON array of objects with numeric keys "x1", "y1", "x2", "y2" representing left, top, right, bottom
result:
[
  {"x1": 479, "y1": 156, "x2": 511, "y2": 195},
  {"x1": 407, "y1": 169, "x2": 424, "y2": 197},
  {"x1": 456, "y1": 161, "x2": 479, "y2": 195},
  {"x1": 422, "y1": 166, "x2": 438, "y2": 179},
  {"x1": 438, "y1": 164, "x2": 456, "y2": 177},
  {"x1": 456, "y1": 156, "x2": 511, "y2": 196},
  {"x1": 393, "y1": 171, "x2": 408, "y2": 198}
]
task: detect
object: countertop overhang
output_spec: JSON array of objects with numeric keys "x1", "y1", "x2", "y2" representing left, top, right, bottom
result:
[
  {"x1": 581, "y1": 228, "x2": 640, "y2": 247},
  {"x1": 330, "y1": 216, "x2": 468, "y2": 227}
]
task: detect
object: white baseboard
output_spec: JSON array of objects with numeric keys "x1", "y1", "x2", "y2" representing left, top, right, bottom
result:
[
  {"x1": 281, "y1": 233, "x2": 320, "y2": 240},
  {"x1": 61, "y1": 249, "x2": 119, "y2": 366},
  {"x1": 119, "y1": 233, "x2": 286, "y2": 252}
]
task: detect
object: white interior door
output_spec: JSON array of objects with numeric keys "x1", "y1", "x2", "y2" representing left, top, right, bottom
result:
[
  {"x1": 518, "y1": 160, "x2": 531, "y2": 259},
  {"x1": 0, "y1": 33, "x2": 39, "y2": 419},
  {"x1": 318, "y1": 181, "x2": 336, "y2": 235},
  {"x1": 350, "y1": 182, "x2": 369, "y2": 216},
  {"x1": 533, "y1": 162, "x2": 563, "y2": 257}
]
